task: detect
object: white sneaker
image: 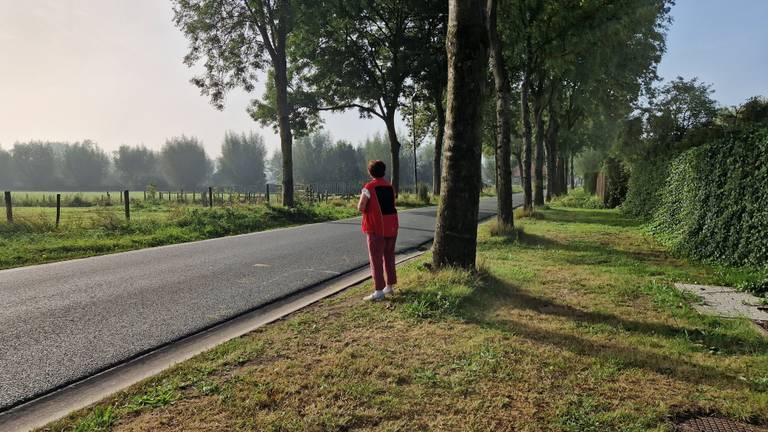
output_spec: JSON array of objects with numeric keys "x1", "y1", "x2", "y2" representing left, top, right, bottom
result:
[
  {"x1": 364, "y1": 290, "x2": 385, "y2": 301},
  {"x1": 383, "y1": 286, "x2": 395, "y2": 296}
]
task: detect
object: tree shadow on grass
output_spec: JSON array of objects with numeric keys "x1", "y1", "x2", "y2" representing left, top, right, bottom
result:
[
  {"x1": 536, "y1": 207, "x2": 643, "y2": 228},
  {"x1": 512, "y1": 230, "x2": 683, "y2": 274},
  {"x1": 457, "y1": 273, "x2": 767, "y2": 391}
]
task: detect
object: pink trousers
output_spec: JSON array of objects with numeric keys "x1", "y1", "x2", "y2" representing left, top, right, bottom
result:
[{"x1": 367, "y1": 234, "x2": 397, "y2": 291}]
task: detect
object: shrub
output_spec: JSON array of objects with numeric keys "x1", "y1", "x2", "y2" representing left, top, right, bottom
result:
[
  {"x1": 650, "y1": 127, "x2": 768, "y2": 267},
  {"x1": 553, "y1": 188, "x2": 605, "y2": 209},
  {"x1": 599, "y1": 158, "x2": 629, "y2": 209},
  {"x1": 583, "y1": 172, "x2": 599, "y2": 195}
]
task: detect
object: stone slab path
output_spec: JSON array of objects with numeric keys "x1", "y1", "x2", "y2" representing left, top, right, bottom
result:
[{"x1": 675, "y1": 283, "x2": 768, "y2": 322}]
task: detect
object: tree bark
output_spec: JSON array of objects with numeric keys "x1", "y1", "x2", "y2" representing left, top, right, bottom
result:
[
  {"x1": 432, "y1": 91, "x2": 446, "y2": 196},
  {"x1": 532, "y1": 84, "x2": 545, "y2": 206},
  {"x1": 515, "y1": 153, "x2": 524, "y2": 190},
  {"x1": 273, "y1": 0, "x2": 294, "y2": 207},
  {"x1": 544, "y1": 113, "x2": 558, "y2": 201},
  {"x1": 487, "y1": 0, "x2": 513, "y2": 227},
  {"x1": 274, "y1": 63, "x2": 294, "y2": 207},
  {"x1": 561, "y1": 155, "x2": 567, "y2": 194},
  {"x1": 570, "y1": 153, "x2": 575, "y2": 190},
  {"x1": 384, "y1": 112, "x2": 401, "y2": 193},
  {"x1": 521, "y1": 68, "x2": 533, "y2": 212},
  {"x1": 433, "y1": 0, "x2": 489, "y2": 269}
]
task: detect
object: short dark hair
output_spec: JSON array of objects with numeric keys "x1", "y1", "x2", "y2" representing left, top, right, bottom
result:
[{"x1": 368, "y1": 160, "x2": 386, "y2": 178}]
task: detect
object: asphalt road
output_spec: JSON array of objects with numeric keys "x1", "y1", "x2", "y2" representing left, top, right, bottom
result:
[{"x1": 0, "y1": 196, "x2": 516, "y2": 411}]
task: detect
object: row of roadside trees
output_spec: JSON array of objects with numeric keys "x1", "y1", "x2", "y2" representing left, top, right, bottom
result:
[
  {"x1": 0, "y1": 131, "x2": 436, "y2": 192},
  {"x1": 0, "y1": 134, "x2": 260, "y2": 191},
  {"x1": 170, "y1": 0, "x2": 672, "y2": 267}
]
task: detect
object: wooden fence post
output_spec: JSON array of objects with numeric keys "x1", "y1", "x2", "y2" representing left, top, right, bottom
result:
[
  {"x1": 4, "y1": 191, "x2": 12, "y2": 223},
  {"x1": 208, "y1": 187, "x2": 213, "y2": 208},
  {"x1": 56, "y1": 194, "x2": 61, "y2": 227},
  {"x1": 124, "y1": 190, "x2": 130, "y2": 221}
]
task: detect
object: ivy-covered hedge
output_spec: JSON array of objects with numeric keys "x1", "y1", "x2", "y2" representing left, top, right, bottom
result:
[
  {"x1": 649, "y1": 128, "x2": 768, "y2": 266},
  {"x1": 621, "y1": 156, "x2": 670, "y2": 219}
]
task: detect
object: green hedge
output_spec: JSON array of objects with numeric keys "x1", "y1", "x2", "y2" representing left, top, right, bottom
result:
[
  {"x1": 649, "y1": 127, "x2": 768, "y2": 266},
  {"x1": 601, "y1": 158, "x2": 629, "y2": 208},
  {"x1": 621, "y1": 156, "x2": 670, "y2": 219}
]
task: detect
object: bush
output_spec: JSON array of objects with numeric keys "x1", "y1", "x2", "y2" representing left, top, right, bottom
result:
[
  {"x1": 649, "y1": 127, "x2": 768, "y2": 267},
  {"x1": 583, "y1": 172, "x2": 599, "y2": 195},
  {"x1": 599, "y1": 158, "x2": 629, "y2": 208},
  {"x1": 553, "y1": 188, "x2": 605, "y2": 209}
]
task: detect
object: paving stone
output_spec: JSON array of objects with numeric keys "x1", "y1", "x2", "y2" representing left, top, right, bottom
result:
[{"x1": 675, "y1": 283, "x2": 768, "y2": 321}]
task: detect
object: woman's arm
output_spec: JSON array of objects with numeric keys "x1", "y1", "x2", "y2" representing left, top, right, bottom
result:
[{"x1": 358, "y1": 189, "x2": 370, "y2": 212}]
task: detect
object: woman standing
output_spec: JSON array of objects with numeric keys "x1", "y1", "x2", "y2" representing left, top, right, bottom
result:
[{"x1": 358, "y1": 160, "x2": 399, "y2": 301}]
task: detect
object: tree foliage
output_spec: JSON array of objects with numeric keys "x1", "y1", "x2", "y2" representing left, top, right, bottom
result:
[
  {"x1": 11, "y1": 142, "x2": 59, "y2": 190},
  {"x1": 0, "y1": 148, "x2": 12, "y2": 188},
  {"x1": 217, "y1": 132, "x2": 268, "y2": 188},
  {"x1": 160, "y1": 136, "x2": 212, "y2": 189},
  {"x1": 62, "y1": 141, "x2": 110, "y2": 189},
  {"x1": 114, "y1": 145, "x2": 162, "y2": 190}
]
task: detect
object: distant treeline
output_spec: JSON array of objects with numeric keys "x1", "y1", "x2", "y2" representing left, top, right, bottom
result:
[{"x1": 0, "y1": 131, "x2": 434, "y2": 191}]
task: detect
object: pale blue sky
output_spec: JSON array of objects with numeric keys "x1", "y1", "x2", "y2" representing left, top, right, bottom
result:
[
  {"x1": 657, "y1": 0, "x2": 768, "y2": 105},
  {"x1": 0, "y1": 0, "x2": 766, "y2": 156}
]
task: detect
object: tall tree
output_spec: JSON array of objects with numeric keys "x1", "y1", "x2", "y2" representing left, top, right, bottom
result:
[
  {"x1": 432, "y1": 0, "x2": 489, "y2": 269},
  {"x1": 409, "y1": 2, "x2": 449, "y2": 195},
  {"x1": 173, "y1": 0, "x2": 300, "y2": 206},
  {"x1": 0, "y1": 148, "x2": 12, "y2": 188},
  {"x1": 487, "y1": 0, "x2": 513, "y2": 226},
  {"x1": 218, "y1": 131, "x2": 267, "y2": 188},
  {"x1": 293, "y1": 0, "x2": 440, "y2": 193},
  {"x1": 114, "y1": 145, "x2": 161, "y2": 189},
  {"x1": 160, "y1": 136, "x2": 212, "y2": 189},
  {"x1": 62, "y1": 140, "x2": 110, "y2": 190},
  {"x1": 11, "y1": 142, "x2": 59, "y2": 190}
]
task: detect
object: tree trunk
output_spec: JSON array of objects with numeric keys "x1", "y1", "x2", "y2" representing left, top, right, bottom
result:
[
  {"x1": 487, "y1": 0, "x2": 513, "y2": 227},
  {"x1": 433, "y1": 0, "x2": 489, "y2": 269},
  {"x1": 561, "y1": 155, "x2": 568, "y2": 194},
  {"x1": 521, "y1": 68, "x2": 533, "y2": 211},
  {"x1": 515, "y1": 153, "x2": 524, "y2": 190},
  {"x1": 433, "y1": 91, "x2": 446, "y2": 196},
  {"x1": 544, "y1": 114, "x2": 558, "y2": 201},
  {"x1": 532, "y1": 88, "x2": 545, "y2": 206},
  {"x1": 273, "y1": 2, "x2": 294, "y2": 207},
  {"x1": 570, "y1": 153, "x2": 575, "y2": 190},
  {"x1": 384, "y1": 113, "x2": 401, "y2": 194}
]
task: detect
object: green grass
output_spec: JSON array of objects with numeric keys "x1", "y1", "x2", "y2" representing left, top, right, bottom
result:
[{"x1": 41, "y1": 205, "x2": 768, "y2": 431}]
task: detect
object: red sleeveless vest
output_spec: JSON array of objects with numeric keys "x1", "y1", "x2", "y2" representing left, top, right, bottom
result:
[{"x1": 362, "y1": 178, "x2": 399, "y2": 237}]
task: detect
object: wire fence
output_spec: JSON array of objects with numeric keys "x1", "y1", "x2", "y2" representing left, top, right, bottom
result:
[{"x1": 1, "y1": 182, "x2": 380, "y2": 227}]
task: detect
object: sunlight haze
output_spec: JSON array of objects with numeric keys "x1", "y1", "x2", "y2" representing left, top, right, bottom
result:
[{"x1": 1, "y1": 0, "x2": 765, "y2": 156}]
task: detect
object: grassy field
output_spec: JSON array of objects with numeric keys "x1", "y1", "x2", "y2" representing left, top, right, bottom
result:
[
  {"x1": 0, "y1": 194, "x2": 437, "y2": 270},
  {"x1": 41, "y1": 206, "x2": 768, "y2": 432}
]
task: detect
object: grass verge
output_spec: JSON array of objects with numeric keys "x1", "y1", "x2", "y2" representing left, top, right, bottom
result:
[{"x1": 41, "y1": 206, "x2": 768, "y2": 431}]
